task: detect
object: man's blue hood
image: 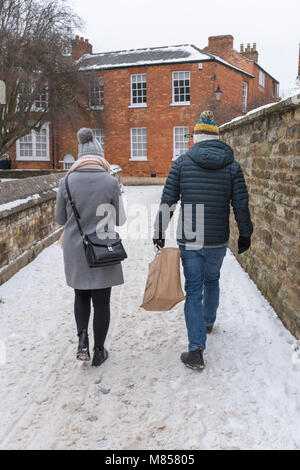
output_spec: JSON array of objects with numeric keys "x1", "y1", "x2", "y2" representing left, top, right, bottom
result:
[{"x1": 186, "y1": 140, "x2": 234, "y2": 170}]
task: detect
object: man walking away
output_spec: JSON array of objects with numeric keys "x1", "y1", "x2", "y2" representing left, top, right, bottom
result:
[{"x1": 153, "y1": 111, "x2": 253, "y2": 371}]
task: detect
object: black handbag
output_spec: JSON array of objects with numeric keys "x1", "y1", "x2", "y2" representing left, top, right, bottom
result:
[{"x1": 65, "y1": 175, "x2": 127, "y2": 268}]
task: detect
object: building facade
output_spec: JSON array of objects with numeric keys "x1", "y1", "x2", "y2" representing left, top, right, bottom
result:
[{"x1": 10, "y1": 35, "x2": 280, "y2": 177}]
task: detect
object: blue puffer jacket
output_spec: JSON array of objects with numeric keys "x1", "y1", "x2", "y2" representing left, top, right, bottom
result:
[{"x1": 155, "y1": 139, "x2": 253, "y2": 246}]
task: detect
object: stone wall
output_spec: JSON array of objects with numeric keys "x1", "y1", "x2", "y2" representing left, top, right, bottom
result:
[
  {"x1": 0, "y1": 173, "x2": 66, "y2": 285},
  {"x1": 0, "y1": 169, "x2": 66, "y2": 179},
  {"x1": 220, "y1": 94, "x2": 300, "y2": 339}
]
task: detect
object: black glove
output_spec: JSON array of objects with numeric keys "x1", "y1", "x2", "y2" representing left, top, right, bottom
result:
[
  {"x1": 238, "y1": 236, "x2": 251, "y2": 254},
  {"x1": 153, "y1": 238, "x2": 165, "y2": 250}
]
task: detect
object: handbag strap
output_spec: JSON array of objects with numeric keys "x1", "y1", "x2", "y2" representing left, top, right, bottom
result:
[{"x1": 65, "y1": 175, "x2": 86, "y2": 241}]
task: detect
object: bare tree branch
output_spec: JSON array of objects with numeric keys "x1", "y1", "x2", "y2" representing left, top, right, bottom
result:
[{"x1": 0, "y1": 0, "x2": 88, "y2": 158}]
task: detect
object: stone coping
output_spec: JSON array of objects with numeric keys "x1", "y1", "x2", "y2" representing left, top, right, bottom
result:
[
  {"x1": 0, "y1": 173, "x2": 66, "y2": 206},
  {"x1": 220, "y1": 94, "x2": 300, "y2": 132},
  {"x1": 0, "y1": 169, "x2": 66, "y2": 179}
]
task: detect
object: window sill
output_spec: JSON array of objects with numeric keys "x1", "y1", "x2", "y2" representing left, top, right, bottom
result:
[
  {"x1": 128, "y1": 104, "x2": 148, "y2": 109},
  {"x1": 129, "y1": 158, "x2": 148, "y2": 162},
  {"x1": 16, "y1": 157, "x2": 50, "y2": 161},
  {"x1": 170, "y1": 102, "x2": 190, "y2": 107},
  {"x1": 89, "y1": 106, "x2": 104, "y2": 111}
]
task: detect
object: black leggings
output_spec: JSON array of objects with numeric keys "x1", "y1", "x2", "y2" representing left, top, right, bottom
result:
[{"x1": 74, "y1": 288, "x2": 111, "y2": 349}]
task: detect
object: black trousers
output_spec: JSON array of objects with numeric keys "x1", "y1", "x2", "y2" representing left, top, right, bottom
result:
[{"x1": 74, "y1": 288, "x2": 111, "y2": 349}]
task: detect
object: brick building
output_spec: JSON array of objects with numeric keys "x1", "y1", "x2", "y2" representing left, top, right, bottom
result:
[{"x1": 11, "y1": 35, "x2": 279, "y2": 177}]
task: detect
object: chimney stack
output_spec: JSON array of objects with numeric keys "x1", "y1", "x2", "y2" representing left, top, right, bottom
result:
[
  {"x1": 72, "y1": 35, "x2": 93, "y2": 60},
  {"x1": 204, "y1": 35, "x2": 234, "y2": 59},
  {"x1": 240, "y1": 42, "x2": 259, "y2": 62}
]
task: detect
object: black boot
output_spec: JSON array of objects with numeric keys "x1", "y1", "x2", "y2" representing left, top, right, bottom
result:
[
  {"x1": 92, "y1": 347, "x2": 108, "y2": 367},
  {"x1": 77, "y1": 329, "x2": 90, "y2": 362},
  {"x1": 181, "y1": 348, "x2": 205, "y2": 371}
]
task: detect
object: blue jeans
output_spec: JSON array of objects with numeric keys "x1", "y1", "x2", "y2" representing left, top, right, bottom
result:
[{"x1": 179, "y1": 245, "x2": 227, "y2": 351}]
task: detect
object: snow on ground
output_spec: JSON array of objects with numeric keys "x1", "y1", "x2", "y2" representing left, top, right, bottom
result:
[{"x1": 0, "y1": 186, "x2": 299, "y2": 450}]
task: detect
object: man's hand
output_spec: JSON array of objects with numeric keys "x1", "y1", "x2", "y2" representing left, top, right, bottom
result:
[
  {"x1": 153, "y1": 238, "x2": 165, "y2": 250},
  {"x1": 238, "y1": 236, "x2": 251, "y2": 254}
]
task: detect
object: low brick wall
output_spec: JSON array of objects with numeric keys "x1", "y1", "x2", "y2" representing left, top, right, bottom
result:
[
  {"x1": 122, "y1": 177, "x2": 166, "y2": 186},
  {"x1": 0, "y1": 169, "x2": 66, "y2": 179},
  {"x1": 220, "y1": 94, "x2": 300, "y2": 339},
  {"x1": 0, "y1": 174, "x2": 66, "y2": 285}
]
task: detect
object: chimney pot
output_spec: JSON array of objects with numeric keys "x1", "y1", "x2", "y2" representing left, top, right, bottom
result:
[
  {"x1": 72, "y1": 36, "x2": 93, "y2": 60},
  {"x1": 240, "y1": 44, "x2": 245, "y2": 53}
]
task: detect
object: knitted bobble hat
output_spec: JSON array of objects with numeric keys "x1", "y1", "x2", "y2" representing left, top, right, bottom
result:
[
  {"x1": 77, "y1": 127, "x2": 104, "y2": 158},
  {"x1": 194, "y1": 110, "x2": 219, "y2": 136}
]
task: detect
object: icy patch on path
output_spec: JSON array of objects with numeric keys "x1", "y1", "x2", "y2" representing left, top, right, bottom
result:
[{"x1": 0, "y1": 186, "x2": 299, "y2": 450}]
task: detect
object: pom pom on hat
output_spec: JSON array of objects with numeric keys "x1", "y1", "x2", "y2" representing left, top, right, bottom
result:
[
  {"x1": 77, "y1": 127, "x2": 104, "y2": 158},
  {"x1": 77, "y1": 128, "x2": 94, "y2": 144},
  {"x1": 200, "y1": 110, "x2": 215, "y2": 122}
]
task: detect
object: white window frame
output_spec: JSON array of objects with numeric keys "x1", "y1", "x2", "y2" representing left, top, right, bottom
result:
[
  {"x1": 130, "y1": 127, "x2": 147, "y2": 161},
  {"x1": 259, "y1": 70, "x2": 265, "y2": 88},
  {"x1": 92, "y1": 129, "x2": 105, "y2": 155},
  {"x1": 242, "y1": 82, "x2": 248, "y2": 113},
  {"x1": 129, "y1": 74, "x2": 147, "y2": 108},
  {"x1": 89, "y1": 77, "x2": 104, "y2": 109},
  {"x1": 16, "y1": 123, "x2": 50, "y2": 161},
  {"x1": 171, "y1": 71, "x2": 191, "y2": 106},
  {"x1": 61, "y1": 154, "x2": 75, "y2": 170},
  {"x1": 32, "y1": 89, "x2": 48, "y2": 112},
  {"x1": 173, "y1": 126, "x2": 189, "y2": 160}
]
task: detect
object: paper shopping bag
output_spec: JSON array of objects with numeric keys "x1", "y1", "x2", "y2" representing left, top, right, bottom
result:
[{"x1": 140, "y1": 247, "x2": 185, "y2": 311}]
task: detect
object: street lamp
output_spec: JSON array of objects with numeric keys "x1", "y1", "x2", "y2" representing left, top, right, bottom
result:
[
  {"x1": 214, "y1": 84, "x2": 223, "y2": 102},
  {"x1": 0, "y1": 80, "x2": 6, "y2": 105}
]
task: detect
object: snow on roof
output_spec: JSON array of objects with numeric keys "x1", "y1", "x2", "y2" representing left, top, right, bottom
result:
[
  {"x1": 79, "y1": 44, "x2": 210, "y2": 70},
  {"x1": 78, "y1": 44, "x2": 254, "y2": 77}
]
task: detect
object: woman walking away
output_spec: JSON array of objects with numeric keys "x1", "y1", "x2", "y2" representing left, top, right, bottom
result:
[{"x1": 55, "y1": 128, "x2": 126, "y2": 367}]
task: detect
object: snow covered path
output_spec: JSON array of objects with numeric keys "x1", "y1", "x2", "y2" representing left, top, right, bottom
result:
[{"x1": 0, "y1": 186, "x2": 299, "y2": 450}]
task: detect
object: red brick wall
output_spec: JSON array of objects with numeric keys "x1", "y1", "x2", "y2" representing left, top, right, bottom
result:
[
  {"x1": 53, "y1": 61, "x2": 261, "y2": 177},
  {"x1": 203, "y1": 37, "x2": 278, "y2": 108},
  {"x1": 10, "y1": 56, "x2": 279, "y2": 177}
]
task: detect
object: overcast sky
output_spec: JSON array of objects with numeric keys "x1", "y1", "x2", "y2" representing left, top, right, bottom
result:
[{"x1": 70, "y1": 0, "x2": 299, "y2": 94}]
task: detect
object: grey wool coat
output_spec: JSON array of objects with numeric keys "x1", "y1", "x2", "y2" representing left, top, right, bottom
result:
[{"x1": 55, "y1": 169, "x2": 126, "y2": 290}]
